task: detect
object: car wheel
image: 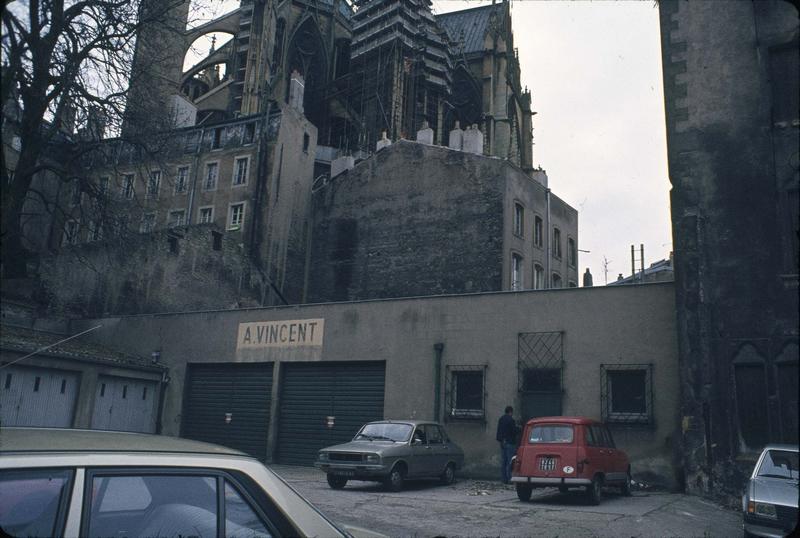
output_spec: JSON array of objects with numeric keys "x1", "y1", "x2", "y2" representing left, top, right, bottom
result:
[
  {"x1": 385, "y1": 466, "x2": 404, "y2": 492},
  {"x1": 440, "y1": 463, "x2": 456, "y2": 485},
  {"x1": 586, "y1": 475, "x2": 603, "y2": 505},
  {"x1": 516, "y1": 483, "x2": 532, "y2": 502},
  {"x1": 621, "y1": 469, "x2": 632, "y2": 497},
  {"x1": 326, "y1": 474, "x2": 348, "y2": 490}
]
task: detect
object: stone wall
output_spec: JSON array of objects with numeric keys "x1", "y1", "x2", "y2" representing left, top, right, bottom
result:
[
  {"x1": 659, "y1": 0, "x2": 799, "y2": 504},
  {"x1": 38, "y1": 224, "x2": 269, "y2": 317}
]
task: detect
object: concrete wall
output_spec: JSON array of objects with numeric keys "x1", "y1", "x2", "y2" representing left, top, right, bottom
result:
[
  {"x1": 73, "y1": 282, "x2": 680, "y2": 488},
  {"x1": 659, "y1": 0, "x2": 799, "y2": 503}
]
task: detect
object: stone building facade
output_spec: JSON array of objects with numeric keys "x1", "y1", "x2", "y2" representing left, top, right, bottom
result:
[
  {"x1": 658, "y1": 0, "x2": 799, "y2": 502},
  {"x1": 307, "y1": 140, "x2": 578, "y2": 302}
]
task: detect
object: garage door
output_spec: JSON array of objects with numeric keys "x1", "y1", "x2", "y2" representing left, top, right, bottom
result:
[
  {"x1": 181, "y1": 363, "x2": 273, "y2": 460},
  {"x1": 1, "y1": 365, "x2": 79, "y2": 427},
  {"x1": 276, "y1": 361, "x2": 385, "y2": 466},
  {"x1": 91, "y1": 375, "x2": 159, "y2": 433}
]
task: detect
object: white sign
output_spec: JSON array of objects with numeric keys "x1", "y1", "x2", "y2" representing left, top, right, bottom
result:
[{"x1": 237, "y1": 319, "x2": 324, "y2": 349}]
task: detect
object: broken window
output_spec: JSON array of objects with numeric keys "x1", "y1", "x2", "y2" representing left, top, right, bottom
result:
[
  {"x1": 446, "y1": 365, "x2": 486, "y2": 420},
  {"x1": 601, "y1": 364, "x2": 653, "y2": 424}
]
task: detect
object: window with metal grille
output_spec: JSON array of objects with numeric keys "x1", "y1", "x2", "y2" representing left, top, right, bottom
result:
[
  {"x1": 445, "y1": 365, "x2": 486, "y2": 421},
  {"x1": 601, "y1": 364, "x2": 653, "y2": 425}
]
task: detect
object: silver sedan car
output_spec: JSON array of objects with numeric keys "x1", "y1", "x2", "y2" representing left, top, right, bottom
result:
[
  {"x1": 742, "y1": 444, "x2": 799, "y2": 538},
  {"x1": 0, "y1": 427, "x2": 385, "y2": 538},
  {"x1": 315, "y1": 420, "x2": 464, "y2": 491}
]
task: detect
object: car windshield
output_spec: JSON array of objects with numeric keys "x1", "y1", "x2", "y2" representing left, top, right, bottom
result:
[
  {"x1": 529, "y1": 425, "x2": 574, "y2": 444},
  {"x1": 757, "y1": 450, "x2": 799, "y2": 480},
  {"x1": 354, "y1": 423, "x2": 412, "y2": 442}
]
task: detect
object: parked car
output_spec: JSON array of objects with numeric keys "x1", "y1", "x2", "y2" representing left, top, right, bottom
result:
[
  {"x1": 315, "y1": 420, "x2": 464, "y2": 491},
  {"x1": 0, "y1": 427, "x2": 385, "y2": 538},
  {"x1": 511, "y1": 416, "x2": 631, "y2": 505},
  {"x1": 742, "y1": 444, "x2": 799, "y2": 538}
]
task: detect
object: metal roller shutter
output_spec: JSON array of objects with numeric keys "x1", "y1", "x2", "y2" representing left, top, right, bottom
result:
[
  {"x1": 277, "y1": 361, "x2": 385, "y2": 466},
  {"x1": 182, "y1": 362, "x2": 273, "y2": 460}
]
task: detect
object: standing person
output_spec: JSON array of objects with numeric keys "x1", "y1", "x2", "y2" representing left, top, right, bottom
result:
[{"x1": 496, "y1": 405, "x2": 517, "y2": 484}]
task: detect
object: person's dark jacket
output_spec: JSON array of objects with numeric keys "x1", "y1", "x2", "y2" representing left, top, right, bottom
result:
[{"x1": 496, "y1": 414, "x2": 516, "y2": 444}]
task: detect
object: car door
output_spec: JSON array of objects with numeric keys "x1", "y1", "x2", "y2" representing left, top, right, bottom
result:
[
  {"x1": 424, "y1": 425, "x2": 446, "y2": 475},
  {"x1": 81, "y1": 469, "x2": 276, "y2": 538},
  {"x1": 409, "y1": 426, "x2": 434, "y2": 476},
  {"x1": 603, "y1": 426, "x2": 628, "y2": 481},
  {"x1": 586, "y1": 425, "x2": 609, "y2": 478}
]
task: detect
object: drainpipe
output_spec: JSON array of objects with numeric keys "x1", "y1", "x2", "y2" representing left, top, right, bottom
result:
[
  {"x1": 545, "y1": 188, "x2": 551, "y2": 288},
  {"x1": 155, "y1": 369, "x2": 170, "y2": 434},
  {"x1": 434, "y1": 343, "x2": 444, "y2": 422}
]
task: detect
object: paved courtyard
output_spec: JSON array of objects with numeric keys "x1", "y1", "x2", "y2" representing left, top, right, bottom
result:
[{"x1": 270, "y1": 465, "x2": 743, "y2": 538}]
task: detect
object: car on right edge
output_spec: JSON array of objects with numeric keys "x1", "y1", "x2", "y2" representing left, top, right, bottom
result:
[
  {"x1": 742, "y1": 444, "x2": 799, "y2": 538},
  {"x1": 511, "y1": 416, "x2": 631, "y2": 505}
]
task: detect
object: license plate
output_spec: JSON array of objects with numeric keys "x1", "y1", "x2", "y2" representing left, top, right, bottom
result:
[{"x1": 332, "y1": 470, "x2": 355, "y2": 477}]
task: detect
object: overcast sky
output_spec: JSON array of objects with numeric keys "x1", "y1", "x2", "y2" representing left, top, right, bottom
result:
[{"x1": 194, "y1": 0, "x2": 672, "y2": 286}]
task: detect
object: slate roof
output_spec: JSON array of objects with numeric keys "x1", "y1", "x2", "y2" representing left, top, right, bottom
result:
[
  {"x1": 0, "y1": 324, "x2": 166, "y2": 372},
  {"x1": 436, "y1": 3, "x2": 502, "y2": 54}
]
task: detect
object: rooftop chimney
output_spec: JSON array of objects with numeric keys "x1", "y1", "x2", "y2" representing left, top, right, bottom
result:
[
  {"x1": 416, "y1": 121, "x2": 434, "y2": 145},
  {"x1": 376, "y1": 131, "x2": 392, "y2": 152},
  {"x1": 448, "y1": 121, "x2": 463, "y2": 150},
  {"x1": 583, "y1": 268, "x2": 593, "y2": 287},
  {"x1": 462, "y1": 124, "x2": 483, "y2": 155}
]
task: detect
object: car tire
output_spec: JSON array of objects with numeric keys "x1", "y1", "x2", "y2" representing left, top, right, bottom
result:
[
  {"x1": 440, "y1": 463, "x2": 456, "y2": 485},
  {"x1": 385, "y1": 466, "x2": 405, "y2": 492},
  {"x1": 516, "y1": 483, "x2": 532, "y2": 502},
  {"x1": 326, "y1": 474, "x2": 348, "y2": 490},
  {"x1": 586, "y1": 476, "x2": 603, "y2": 505},
  {"x1": 621, "y1": 469, "x2": 632, "y2": 497}
]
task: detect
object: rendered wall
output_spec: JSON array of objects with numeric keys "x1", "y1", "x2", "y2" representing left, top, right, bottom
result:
[{"x1": 74, "y1": 282, "x2": 680, "y2": 487}]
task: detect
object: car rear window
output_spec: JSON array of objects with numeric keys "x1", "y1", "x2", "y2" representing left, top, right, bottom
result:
[
  {"x1": 757, "y1": 450, "x2": 799, "y2": 480},
  {"x1": 529, "y1": 424, "x2": 574, "y2": 444}
]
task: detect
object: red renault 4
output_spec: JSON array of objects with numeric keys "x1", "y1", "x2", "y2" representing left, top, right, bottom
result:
[{"x1": 510, "y1": 416, "x2": 631, "y2": 505}]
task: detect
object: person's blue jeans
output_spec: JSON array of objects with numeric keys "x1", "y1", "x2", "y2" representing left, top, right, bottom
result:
[{"x1": 500, "y1": 441, "x2": 516, "y2": 483}]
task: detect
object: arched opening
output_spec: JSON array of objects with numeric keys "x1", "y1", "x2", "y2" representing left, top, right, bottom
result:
[
  {"x1": 447, "y1": 66, "x2": 482, "y2": 138},
  {"x1": 181, "y1": 32, "x2": 234, "y2": 102},
  {"x1": 286, "y1": 18, "x2": 328, "y2": 129}
]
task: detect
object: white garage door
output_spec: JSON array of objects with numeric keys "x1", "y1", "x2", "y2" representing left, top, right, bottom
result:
[
  {"x1": 91, "y1": 375, "x2": 159, "y2": 433},
  {"x1": 1, "y1": 365, "x2": 79, "y2": 427}
]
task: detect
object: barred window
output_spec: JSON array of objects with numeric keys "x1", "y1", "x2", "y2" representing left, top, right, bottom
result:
[
  {"x1": 601, "y1": 364, "x2": 653, "y2": 424},
  {"x1": 446, "y1": 365, "x2": 486, "y2": 421}
]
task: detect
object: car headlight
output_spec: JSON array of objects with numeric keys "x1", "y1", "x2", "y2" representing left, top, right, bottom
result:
[
  {"x1": 748, "y1": 501, "x2": 777, "y2": 519},
  {"x1": 365, "y1": 453, "x2": 380, "y2": 463},
  {"x1": 319, "y1": 452, "x2": 329, "y2": 462}
]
